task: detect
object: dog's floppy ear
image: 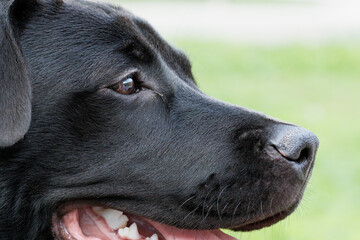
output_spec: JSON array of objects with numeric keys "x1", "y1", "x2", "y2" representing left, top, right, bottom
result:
[{"x1": 0, "y1": 0, "x2": 36, "y2": 147}]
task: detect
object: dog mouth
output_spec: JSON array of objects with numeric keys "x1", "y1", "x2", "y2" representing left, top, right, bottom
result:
[{"x1": 52, "y1": 204, "x2": 237, "y2": 240}]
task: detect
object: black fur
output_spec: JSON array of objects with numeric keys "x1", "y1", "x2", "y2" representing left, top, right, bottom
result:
[{"x1": 0, "y1": 0, "x2": 319, "y2": 239}]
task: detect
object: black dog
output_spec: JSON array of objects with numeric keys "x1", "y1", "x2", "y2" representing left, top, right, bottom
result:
[{"x1": 0, "y1": 0, "x2": 319, "y2": 239}]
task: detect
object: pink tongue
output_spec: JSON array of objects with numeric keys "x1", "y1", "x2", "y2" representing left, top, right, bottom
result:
[{"x1": 149, "y1": 221, "x2": 237, "y2": 240}]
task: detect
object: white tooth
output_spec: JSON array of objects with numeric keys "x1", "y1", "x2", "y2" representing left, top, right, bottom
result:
[
  {"x1": 94, "y1": 208, "x2": 128, "y2": 230},
  {"x1": 146, "y1": 238, "x2": 151, "y2": 240},
  {"x1": 150, "y1": 234, "x2": 158, "y2": 240},
  {"x1": 117, "y1": 215, "x2": 129, "y2": 229},
  {"x1": 127, "y1": 223, "x2": 141, "y2": 240},
  {"x1": 118, "y1": 227, "x2": 130, "y2": 238}
]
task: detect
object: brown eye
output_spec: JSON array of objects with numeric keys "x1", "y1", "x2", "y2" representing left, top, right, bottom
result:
[{"x1": 114, "y1": 77, "x2": 136, "y2": 95}]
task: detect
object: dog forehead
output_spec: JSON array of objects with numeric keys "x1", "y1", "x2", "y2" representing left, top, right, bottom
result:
[
  {"x1": 52, "y1": 0, "x2": 191, "y2": 68},
  {"x1": 65, "y1": 0, "x2": 145, "y2": 38},
  {"x1": 21, "y1": 0, "x2": 194, "y2": 91},
  {"x1": 78, "y1": 0, "x2": 194, "y2": 80}
]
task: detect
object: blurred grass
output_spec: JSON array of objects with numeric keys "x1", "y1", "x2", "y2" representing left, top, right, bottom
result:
[{"x1": 171, "y1": 39, "x2": 360, "y2": 240}]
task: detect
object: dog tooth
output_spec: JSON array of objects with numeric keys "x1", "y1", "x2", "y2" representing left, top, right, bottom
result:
[
  {"x1": 118, "y1": 227, "x2": 129, "y2": 238},
  {"x1": 118, "y1": 223, "x2": 140, "y2": 239},
  {"x1": 150, "y1": 234, "x2": 158, "y2": 240},
  {"x1": 117, "y1": 215, "x2": 129, "y2": 229},
  {"x1": 127, "y1": 223, "x2": 141, "y2": 240},
  {"x1": 94, "y1": 208, "x2": 127, "y2": 230}
]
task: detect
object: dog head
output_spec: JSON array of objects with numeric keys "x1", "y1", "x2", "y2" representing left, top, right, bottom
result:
[{"x1": 0, "y1": 0, "x2": 319, "y2": 239}]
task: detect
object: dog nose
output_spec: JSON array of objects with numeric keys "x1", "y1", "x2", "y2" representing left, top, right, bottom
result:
[{"x1": 271, "y1": 125, "x2": 319, "y2": 164}]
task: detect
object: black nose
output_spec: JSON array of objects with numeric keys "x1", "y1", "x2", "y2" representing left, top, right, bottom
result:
[{"x1": 271, "y1": 125, "x2": 319, "y2": 164}]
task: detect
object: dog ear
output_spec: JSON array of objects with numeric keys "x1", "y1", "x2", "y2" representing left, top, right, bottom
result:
[{"x1": 0, "y1": 0, "x2": 37, "y2": 147}]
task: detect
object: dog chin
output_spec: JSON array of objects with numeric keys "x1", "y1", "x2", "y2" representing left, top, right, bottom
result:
[{"x1": 231, "y1": 200, "x2": 299, "y2": 232}]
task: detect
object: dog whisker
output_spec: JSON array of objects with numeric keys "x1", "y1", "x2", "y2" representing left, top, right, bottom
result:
[
  {"x1": 269, "y1": 197, "x2": 274, "y2": 218},
  {"x1": 244, "y1": 202, "x2": 252, "y2": 223},
  {"x1": 221, "y1": 201, "x2": 231, "y2": 215},
  {"x1": 201, "y1": 202, "x2": 215, "y2": 225},
  {"x1": 201, "y1": 189, "x2": 214, "y2": 220},
  {"x1": 216, "y1": 185, "x2": 230, "y2": 222},
  {"x1": 231, "y1": 200, "x2": 242, "y2": 226},
  {"x1": 179, "y1": 195, "x2": 196, "y2": 209},
  {"x1": 181, "y1": 203, "x2": 201, "y2": 223}
]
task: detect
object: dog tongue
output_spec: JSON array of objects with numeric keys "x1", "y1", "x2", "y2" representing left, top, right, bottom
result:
[{"x1": 149, "y1": 220, "x2": 237, "y2": 240}]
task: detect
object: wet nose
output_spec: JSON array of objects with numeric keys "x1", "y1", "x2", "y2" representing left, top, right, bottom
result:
[{"x1": 271, "y1": 125, "x2": 319, "y2": 164}]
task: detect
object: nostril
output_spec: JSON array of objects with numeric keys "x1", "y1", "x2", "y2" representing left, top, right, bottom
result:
[
  {"x1": 273, "y1": 144, "x2": 311, "y2": 163},
  {"x1": 293, "y1": 147, "x2": 311, "y2": 163},
  {"x1": 270, "y1": 125, "x2": 319, "y2": 164}
]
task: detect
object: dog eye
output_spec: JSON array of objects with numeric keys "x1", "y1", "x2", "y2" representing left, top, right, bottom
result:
[{"x1": 113, "y1": 77, "x2": 138, "y2": 95}]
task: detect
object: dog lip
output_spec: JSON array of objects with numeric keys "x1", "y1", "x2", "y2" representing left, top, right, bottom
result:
[
  {"x1": 230, "y1": 201, "x2": 299, "y2": 232},
  {"x1": 231, "y1": 210, "x2": 290, "y2": 232}
]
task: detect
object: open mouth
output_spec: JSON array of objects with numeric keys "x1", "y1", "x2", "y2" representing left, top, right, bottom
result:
[{"x1": 52, "y1": 204, "x2": 237, "y2": 240}]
